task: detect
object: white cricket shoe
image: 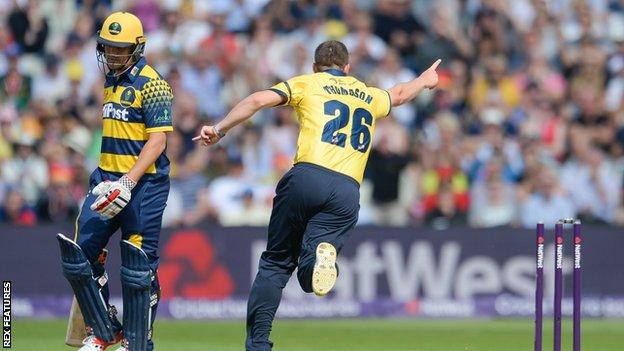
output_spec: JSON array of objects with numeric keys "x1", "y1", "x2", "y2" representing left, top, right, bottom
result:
[
  {"x1": 78, "y1": 332, "x2": 122, "y2": 351},
  {"x1": 312, "y1": 242, "x2": 338, "y2": 296}
]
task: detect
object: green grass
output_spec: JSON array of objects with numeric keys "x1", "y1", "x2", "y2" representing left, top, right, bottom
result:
[{"x1": 10, "y1": 318, "x2": 624, "y2": 351}]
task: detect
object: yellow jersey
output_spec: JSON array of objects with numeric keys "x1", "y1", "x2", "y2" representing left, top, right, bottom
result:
[{"x1": 270, "y1": 69, "x2": 391, "y2": 183}]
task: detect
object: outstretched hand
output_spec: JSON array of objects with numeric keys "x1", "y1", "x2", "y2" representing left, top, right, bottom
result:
[
  {"x1": 420, "y1": 59, "x2": 442, "y2": 89},
  {"x1": 192, "y1": 126, "x2": 222, "y2": 146}
]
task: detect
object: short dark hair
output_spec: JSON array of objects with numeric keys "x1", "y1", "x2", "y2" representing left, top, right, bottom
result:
[{"x1": 314, "y1": 40, "x2": 349, "y2": 70}]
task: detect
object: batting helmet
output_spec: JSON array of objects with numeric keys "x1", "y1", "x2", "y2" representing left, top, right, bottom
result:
[{"x1": 96, "y1": 12, "x2": 146, "y2": 75}]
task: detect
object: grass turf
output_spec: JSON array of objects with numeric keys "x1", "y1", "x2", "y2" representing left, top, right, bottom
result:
[{"x1": 9, "y1": 318, "x2": 624, "y2": 350}]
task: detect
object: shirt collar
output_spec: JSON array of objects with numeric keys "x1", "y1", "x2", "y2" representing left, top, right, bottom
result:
[
  {"x1": 106, "y1": 57, "x2": 146, "y2": 84},
  {"x1": 323, "y1": 68, "x2": 346, "y2": 77}
]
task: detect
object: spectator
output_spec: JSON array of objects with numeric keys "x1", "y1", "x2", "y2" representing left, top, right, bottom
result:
[
  {"x1": 425, "y1": 182, "x2": 466, "y2": 230},
  {"x1": 2, "y1": 135, "x2": 48, "y2": 205},
  {"x1": 372, "y1": 0, "x2": 424, "y2": 60},
  {"x1": 467, "y1": 108, "x2": 524, "y2": 184},
  {"x1": 180, "y1": 46, "x2": 226, "y2": 120},
  {"x1": 519, "y1": 165, "x2": 576, "y2": 229},
  {"x1": 468, "y1": 157, "x2": 517, "y2": 228},
  {"x1": 200, "y1": 13, "x2": 241, "y2": 75},
  {"x1": 0, "y1": 104, "x2": 16, "y2": 162},
  {"x1": 343, "y1": 11, "x2": 387, "y2": 66},
  {"x1": 0, "y1": 50, "x2": 31, "y2": 110},
  {"x1": 36, "y1": 179, "x2": 78, "y2": 223},
  {"x1": 419, "y1": 150, "x2": 469, "y2": 222},
  {"x1": 31, "y1": 54, "x2": 69, "y2": 104},
  {"x1": 366, "y1": 118, "x2": 410, "y2": 226},
  {"x1": 7, "y1": 0, "x2": 48, "y2": 54},
  {"x1": 469, "y1": 55, "x2": 521, "y2": 110},
  {"x1": 208, "y1": 0, "x2": 267, "y2": 34},
  {"x1": 0, "y1": 188, "x2": 36, "y2": 225},
  {"x1": 288, "y1": 6, "x2": 328, "y2": 59},
  {"x1": 560, "y1": 130, "x2": 621, "y2": 223},
  {"x1": 369, "y1": 49, "x2": 416, "y2": 127},
  {"x1": 219, "y1": 188, "x2": 271, "y2": 226},
  {"x1": 414, "y1": 5, "x2": 472, "y2": 65}
]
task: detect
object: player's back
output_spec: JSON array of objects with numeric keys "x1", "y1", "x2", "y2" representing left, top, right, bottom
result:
[{"x1": 270, "y1": 69, "x2": 391, "y2": 183}]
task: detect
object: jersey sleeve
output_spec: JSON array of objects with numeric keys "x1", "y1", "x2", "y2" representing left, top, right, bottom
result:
[
  {"x1": 141, "y1": 78, "x2": 174, "y2": 133},
  {"x1": 369, "y1": 87, "x2": 392, "y2": 118},
  {"x1": 269, "y1": 75, "x2": 309, "y2": 107}
]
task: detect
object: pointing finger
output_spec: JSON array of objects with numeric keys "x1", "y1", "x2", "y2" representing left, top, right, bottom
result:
[{"x1": 429, "y1": 59, "x2": 442, "y2": 71}]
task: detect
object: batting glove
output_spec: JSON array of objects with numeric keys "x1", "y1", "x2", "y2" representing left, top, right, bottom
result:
[{"x1": 90, "y1": 174, "x2": 136, "y2": 219}]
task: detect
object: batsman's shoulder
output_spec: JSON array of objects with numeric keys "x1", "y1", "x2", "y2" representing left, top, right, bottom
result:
[
  {"x1": 136, "y1": 65, "x2": 173, "y2": 96},
  {"x1": 138, "y1": 63, "x2": 164, "y2": 80}
]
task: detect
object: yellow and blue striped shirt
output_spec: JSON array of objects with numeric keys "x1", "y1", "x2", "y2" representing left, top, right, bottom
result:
[{"x1": 100, "y1": 57, "x2": 173, "y2": 178}]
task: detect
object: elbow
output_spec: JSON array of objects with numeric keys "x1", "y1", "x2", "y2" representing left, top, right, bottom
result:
[
  {"x1": 247, "y1": 92, "x2": 266, "y2": 110},
  {"x1": 157, "y1": 139, "x2": 167, "y2": 154},
  {"x1": 393, "y1": 91, "x2": 406, "y2": 107},
  {"x1": 389, "y1": 86, "x2": 406, "y2": 107},
  {"x1": 394, "y1": 95, "x2": 405, "y2": 107},
  {"x1": 149, "y1": 133, "x2": 168, "y2": 153}
]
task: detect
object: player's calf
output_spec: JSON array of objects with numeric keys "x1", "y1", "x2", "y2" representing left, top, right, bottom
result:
[{"x1": 312, "y1": 242, "x2": 338, "y2": 296}]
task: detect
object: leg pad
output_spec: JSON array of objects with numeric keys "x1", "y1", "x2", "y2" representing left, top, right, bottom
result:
[
  {"x1": 120, "y1": 240, "x2": 152, "y2": 351},
  {"x1": 57, "y1": 234, "x2": 116, "y2": 342}
]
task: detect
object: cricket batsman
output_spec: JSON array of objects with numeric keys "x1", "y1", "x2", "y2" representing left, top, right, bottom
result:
[
  {"x1": 194, "y1": 40, "x2": 440, "y2": 350},
  {"x1": 57, "y1": 12, "x2": 173, "y2": 351}
]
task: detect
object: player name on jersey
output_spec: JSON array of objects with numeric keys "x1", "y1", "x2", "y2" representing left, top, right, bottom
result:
[{"x1": 322, "y1": 85, "x2": 373, "y2": 104}]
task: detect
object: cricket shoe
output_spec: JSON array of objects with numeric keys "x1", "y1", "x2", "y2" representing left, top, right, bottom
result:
[
  {"x1": 312, "y1": 242, "x2": 338, "y2": 296},
  {"x1": 113, "y1": 338, "x2": 131, "y2": 351},
  {"x1": 79, "y1": 331, "x2": 123, "y2": 351}
]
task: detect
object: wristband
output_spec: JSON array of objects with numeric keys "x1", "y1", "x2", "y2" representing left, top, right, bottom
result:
[
  {"x1": 213, "y1": 125, "x2": 226, "y2": 138},
  {"x1": 119, "y1": 174, "x2": 137, "y2": 191}
]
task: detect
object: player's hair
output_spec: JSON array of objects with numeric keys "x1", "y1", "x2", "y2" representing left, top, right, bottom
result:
[{"x1": 314, "y1": 40, "x2": 349, "y2": 70}]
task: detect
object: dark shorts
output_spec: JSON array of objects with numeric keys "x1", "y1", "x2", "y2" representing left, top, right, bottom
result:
[
  {"x1": 258, "y1": 162, "x2": 360, "y2": 290},
  {"x1": 74, "y1": 168, "x2": 169, "y2": 271}
]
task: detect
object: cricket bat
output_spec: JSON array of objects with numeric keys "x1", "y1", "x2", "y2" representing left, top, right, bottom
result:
[
  {"x1": 65, "y1": 297, "x2": 87, "y2": 347},
  {"x1": 65, "y1": 249, "x2": 108, "y2": 347}
]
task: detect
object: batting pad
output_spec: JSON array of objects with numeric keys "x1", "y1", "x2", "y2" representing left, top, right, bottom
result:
[
  {"x1": 120, "y1": 240, "x2": 152, "y2": 351},
  {"x1": 57, "y1": 233, "x2": 117, "y2": 342}
]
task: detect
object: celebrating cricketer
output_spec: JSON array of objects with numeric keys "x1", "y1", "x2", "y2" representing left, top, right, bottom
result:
[{"x1": 195, "y1": 40, "x2": 440, "y2": 350}]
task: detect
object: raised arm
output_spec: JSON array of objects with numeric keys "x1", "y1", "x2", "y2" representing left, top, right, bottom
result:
[
  {"x1": 387, "y1": 59, "x2": 441, "y2": 107},
  {"x1": 193, "y1": 90, "x2": 283, "y2": 145}
]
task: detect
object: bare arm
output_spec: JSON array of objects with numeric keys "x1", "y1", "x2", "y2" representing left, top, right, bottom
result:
[
  {"x1": 126, "y1": 131, "x2": 167, "y2": 182},
  {"x1": 193, "y1": 90, "x2": 283, "y2": 145},
  {"x1": 387, "y1": 59, "x2": 441, "y2": 107}
]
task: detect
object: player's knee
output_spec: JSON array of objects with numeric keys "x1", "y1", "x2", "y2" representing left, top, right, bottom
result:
[
  {"x1": 259, "y1": 252, "x2": 297, "y2": 273},
  {"x1": 58, "y1": 234, "x2": 93, "y2": 281},
  {"x1": 120, "y1": 241, "x2": 152, "y2": 290},
  {"x1": 257, "y1": 262, "x2": 295, "y2": 290}
]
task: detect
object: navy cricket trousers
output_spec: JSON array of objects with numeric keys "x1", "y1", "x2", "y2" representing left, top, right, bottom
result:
[
  {"x1": 246, "y1": 162, "x2": 360, "y2": 351},
  {"x1": 75, "y1": 167, "x2": 168, "y2": 351}
]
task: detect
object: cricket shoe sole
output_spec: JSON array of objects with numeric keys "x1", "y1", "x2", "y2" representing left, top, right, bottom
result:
[{"x1": 312, "y1": 242, "x2": 337, "y2": 296}]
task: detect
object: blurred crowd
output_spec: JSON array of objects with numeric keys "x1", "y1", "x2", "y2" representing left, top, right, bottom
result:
[{"x1": 1, "y1": 0, "x2": 624, "y2": 229}]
